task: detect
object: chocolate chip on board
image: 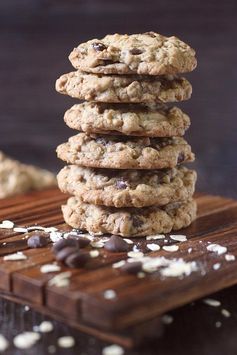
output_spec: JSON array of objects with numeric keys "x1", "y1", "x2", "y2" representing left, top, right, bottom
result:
[
  {"x1": 67, "y1": 234, "x2": 91, "y2": 248},
  {"x1": 55, "y1": 247, "x2": 78, "y2": 262},
  {"x1": 27, "y1": 234, "x2": 49, "y2": 248},
  {"x1": 104, "y1": 235, "x2": 130, "y2": 253},
  {"x1": 52, "y1": 239, "x2": 79, "y2": 254},
  {"x1": 121, "y1": 261, "x2": 143, "y2": 274},
  {"x1": 65, "y1": 251, "x2": 90, "y2": 268}
]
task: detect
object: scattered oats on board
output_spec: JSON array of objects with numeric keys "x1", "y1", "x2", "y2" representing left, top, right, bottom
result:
[
  {"x1": 13, "y1": 332, "x2": 41, "y2": 349},
  {"x1": 27, "y1": 226, "x2": 45, "y2": 231},
  {"x1": 13, "y1": 227, "x2": 28, "y2": 233},
  {"x1": 50, "y1": 231, "x2": 63, "y2": 243},
  {"x1": 225, "y1": 254, "x2": 235, "y2": 261},
  {"x1": 112, "y1": 260, "x2": 126, "y2": 269},
  {"x1": 102, "y1": 344, "x2": 124, "y2": 355},
  {"x1": 123, "y1": 238, "x2": 133, "y2": 244},
  {"x1": 0, "y1": 334, "x2": 9, "y2": 352},
  {"x1": 90, "y1": 250, "x2": 99, "y2": 258},
  {"x1": 127, "y1": 251, "x2": 144, "y2": 259},
  {"x1": 162, "y1": 314, "x2": 174, "y2": 325},
  {"x1": 0, "y1": 220, "x2": 14, "y2": 229},
  {"x1": 146, "y1": 234, "x2": 165, "y2": 240},
  {"x1": 90, "y1": 240, "x2": 105, "y2": 248},
  {"x1": 221, "y1": 309, "x2": 231, "y2": 318},
  {"x1": 163, "y1": 245, "x2": 179, "y2": 252},
  {"x1": 48, "y1": 271, "x2": 71, "y2": 287},
  {"x1": 3, "y1": 251, "x2": 27, "y2": 261},
  {"x1": 160, "y1": 259, "x2": 198, "y2": 278},
  {"x1": 35, "y1": 321, "x2": 54, "y2": 333},
  {"x1": 203, "y1": 298, "x2": 221, "y2": 307},
  {"x1": 170, "y1": 234, "x2": 187, "y2": 242},
  {"x1": 207, "y1": 244, "x2": 227, "y2": 255},
  {"x1": 57, "y1": 336, "x2": 75, "y2": 348},
  {"x1": 147, "y1": 243, "x2": 160, "y2": 251},
  {"x1": 213, "y1": 263, "x2": 221, "y2": 270},
  {"x1": 104, "y1": 289, "x2": 117, "y2": 300},
  {"x1": 215, "y1": 321, "x2": 222, "y2": 328},
  {"x1": 40, "y1": 264, "x2": 61, "y2": 273}
]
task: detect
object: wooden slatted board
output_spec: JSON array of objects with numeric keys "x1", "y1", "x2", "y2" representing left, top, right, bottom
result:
[{"x1": 1, "y1": 188, "x2": 237, "y2": 347}]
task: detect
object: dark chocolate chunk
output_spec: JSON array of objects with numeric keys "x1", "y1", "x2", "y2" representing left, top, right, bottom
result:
[
  {"x1": 177, "y1": 152, "x2": 185, "y2": 164},
  {"x1": 52, "y1": 239, "x2": 79, "y2": 253},
  {"x1": 115, "y1": 179, "x2": 128, "y2": 190},
  {"x1": 27, "y1": 234, "x2": 49, "y2": 248},
  {"x1": 65, "y1": 251, "x2": 90, "y2": 268},
  {"x1": 132, "y1": 216, "x2": 143, "y2": 228},
  {"x1": 130, "y1": 48, "x2": 143, "y2": 55},
  {"x1": 121, "y1": 261, "x2": 142, "y2": 274},
  {"x1": 92, "y1": 42, "x2": 107, "y2": 51},
  {"x1": 67, "y1": 235, "x2": 91, "y2": 248},
  {"x1": 55, "y1": 247, "x2": 77, "y2": 262},
  {"x1": 104, "y1": 235, "x2": 130, "y2": 253}
]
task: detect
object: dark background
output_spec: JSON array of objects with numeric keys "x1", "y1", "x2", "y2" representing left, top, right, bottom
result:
[
  {"x1": 0, "y1": 2, "x2": 237, "y2": 354},
  {"x1": 0, "y1": 0, "x2": 237, "y2": 198}
]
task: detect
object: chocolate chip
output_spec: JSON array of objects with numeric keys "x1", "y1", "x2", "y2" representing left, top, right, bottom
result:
[
  {"x1": 52, "y1": 239, "x2": 79, "y2": 253},
  {"x1": 115, "y1": 179, "x2": 128, "y2": 190},
  {"x1": 104, "y1": 235, "x2": 130, "y2": 253},
  {"x1": 177, "y1": 152, "x2": 185, "y2": 164},
  {"x1": 92, "y1": 42, "x2": 107, "y2": 51},
  {"x1": 55, "y1": 247, "x2": 77, "y2": 262},
  {"x1": 65, "y1": 251, "x2": 90, "y2": 268},
  {"x1": 130, "y1": 48, "x2": 143, "y2": 55},
  {"x1": 121, "y1": 261, "x2": 142, "y2": 274},
  {"x1": 132, "y1": 216, "x2": 143, "y2": 228},
  {"x1": 27, "y1": 234, "x2": 49, "y2": 248},
  {"x1": 67, "y1": 235, "x2": 91, "y2": 248}
]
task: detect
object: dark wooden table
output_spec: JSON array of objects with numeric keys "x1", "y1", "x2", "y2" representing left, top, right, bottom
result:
[{"x1": 0, "y1": 0, "x2": 237, "y2": 353}]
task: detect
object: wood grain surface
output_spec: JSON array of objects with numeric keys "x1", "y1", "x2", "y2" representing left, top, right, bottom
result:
[{"x1": 1, "y1": 188, "x2": 237, "y2": 350}]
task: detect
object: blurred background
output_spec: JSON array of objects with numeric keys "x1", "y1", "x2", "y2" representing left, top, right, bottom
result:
[{"x1": 0, "y1": 0, "x2": 236, "y2": 197}]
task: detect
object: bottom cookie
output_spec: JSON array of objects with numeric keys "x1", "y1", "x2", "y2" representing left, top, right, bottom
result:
[{"x1": 62, "y1": 197, "x2": 197, "y2": 237}]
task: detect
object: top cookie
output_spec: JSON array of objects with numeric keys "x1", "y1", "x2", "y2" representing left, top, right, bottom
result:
[{"x1": 69, "y1": 32, "x2": 197, "y2": 76}]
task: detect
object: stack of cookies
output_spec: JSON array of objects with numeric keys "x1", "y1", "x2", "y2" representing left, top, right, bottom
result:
[{"x1": 56, "y1": 32, "x2": 197, "y2": 237}]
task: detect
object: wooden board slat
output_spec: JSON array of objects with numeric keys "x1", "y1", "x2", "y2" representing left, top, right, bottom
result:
[{"x1": 1, "y1": 188, "x2": 237, "y2": 347}]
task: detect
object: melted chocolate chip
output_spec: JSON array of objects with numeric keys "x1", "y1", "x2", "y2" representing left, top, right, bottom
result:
[
  {"x1": 52, "y1": 238, "x2": 79, "y2": 254},
  {"x1": 104, "y1": 235, "x2": 130, "y2": 253},
  {"x1": 121, "y1": 261, "x2": 142, "y2": 274},
  {"x1": 130, "y1": 48, "x2": 143, "y2": 55},
  {"x1": 67, "y1": 235, "x2": 91, "y2": 248},
  {"x1": 177, "y1": 152, "x2": 185, "y2": 164},
  {"x1": 115, "y1": 179, "x2": 128, "y2": 190},
  {"x1": 132, "y1": 216, "x2": 143, "y2": 228},
  {"x1": 65, "y1": 251, "x2": 90, "y2": 268},
  {"x1": 92, "y1": 42, "x2": 107, "y2": 51},
  {"x1": 55, "y1": 247, "x2": 77, "y2": 262},
  {"x1": 27, "y1": 234, "x2": 49, "y2": 248}
]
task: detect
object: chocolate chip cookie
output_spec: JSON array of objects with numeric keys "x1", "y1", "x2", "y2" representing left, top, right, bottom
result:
[
  {"x1": 62, "y1": 197, "x2": 197, "y2": 237},
  {"x1": 69, "y1": 32, "x2": 197, "y2": 76},
  {"x1": 57, "y1": 165, "x2": 196, "y2": 208},
  {"x1": 55, "y1": 72, "x2": 192, "y2": 103},
  {"x1": 64, "y1": 102, "x2": 190, "y2": 137},
  {"x1": 56, "y1": 133, "x2": 195, "y2": 169},
  {"x1": 0, "y1": 151, "x2": 56, "y2": 199}
]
